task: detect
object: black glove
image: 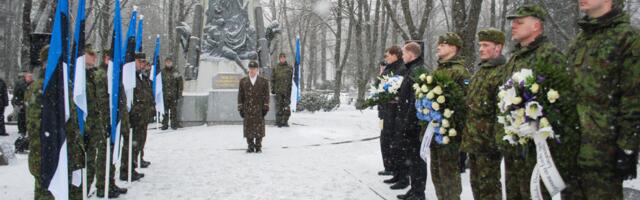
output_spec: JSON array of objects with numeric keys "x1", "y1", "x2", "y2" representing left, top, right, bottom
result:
[
  {"x1": 239, "y1": 111, "x2": 245, "y2": 118},
  {"x1": 262, "y1": 107, "x2": 269, "y2": 117},
  {"x1": 615, "y1": 147, "x2": 638, "y2": 180}
]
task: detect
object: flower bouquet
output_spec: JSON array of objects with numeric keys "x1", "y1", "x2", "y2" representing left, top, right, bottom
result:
[
  {"x1": 413, "y1": 71, "x2": 464, "y2": 145},
  {"x1": 362, "y1": 74, "x2": 404, "y2": 108}
]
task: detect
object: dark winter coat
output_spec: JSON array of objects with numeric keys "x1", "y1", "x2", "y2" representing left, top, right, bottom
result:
[
  {"x1": 238, "y1": 76, "x2": 270, "y2": 138},
  {"x1": 0, "y1": 78, "x2": 7, "y2": 107}
]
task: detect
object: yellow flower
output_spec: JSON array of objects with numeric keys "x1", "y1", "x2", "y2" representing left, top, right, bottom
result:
[
  {"x1": 547, "y1": 89, "x2": 560, "y2": 103},
  {"x1": 531, "y1": 83, "x2": 540, "y2": 94},
  {"x1": 518, "y1": 138, "x2": 528, "y2": 145},
  {"x1": 422, "y1": 108, "x2": 430, "y2": 115},
  {"x1": 540, "y1": 117, "x2": 550, "y2": 128},
  {"x1": 442, "y1": 119, "x2": 450, "y2": 128},
  {"x1": 426, "y1": 91, "x2": 435, "y2": 100},
  {"x1": 432, "y1": 102, "x2": 441, "y2": 111},
  {"x1": 512, "y1": 96, "x2": 523, "y2": 105},
  {"x1": 417, "y1": 93, "x2": 424, "y2": 99},
  {"x1": 419, "y1": 74, "x2": 427, "y2": 81},
  {"x1": 442, "y1": 136, "x2": 450, "y2": 144},
  {"x1": 448, "y1": 129, "x2": 457, "y2": 137},
  {"x1": 413, "y1": 83, "x2": 420, "y2": 90},
  {"x1": 443, "y1": 109, "x2": 454, "y2": 118},
  {"x1": 437, "y1": 95, "x2": 446, "y2": 104},
  {"x1": 426, "y1": 75, "x2": 433, "y2": 84},
  {"x1": 432, "y1": 86, "x2": 443, "y2": 95},
  {"x1": 440, "y1": 127, "x2": 447, "y2": 135},
  {"x1": 515, "y1": 108, "x2": 525, "y2": 117},
  {"x1": 498, "y1": 90, "x2": 506, "y2": 100},
  {"x1": 421, "y1": 85, "x2": 429, "y2": 93}
]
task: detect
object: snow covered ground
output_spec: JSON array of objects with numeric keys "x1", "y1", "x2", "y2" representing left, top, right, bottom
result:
[{"x1": 1, "y1": 105, "x2": 640, "y2": 199}]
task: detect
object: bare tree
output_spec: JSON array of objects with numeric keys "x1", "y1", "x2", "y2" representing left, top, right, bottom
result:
[
  {"x1": 21, "y1": 0, "x2": 33, "y2": 71},
  {"x1": 332, "y1": 0, "x2": 355, "y2": 105},
  {"x1": 452, "y1": 0, "x2": 483, "y2": 71},
  {"x1": 382, "y1": 0, "x2": 434, "y2": 41}
]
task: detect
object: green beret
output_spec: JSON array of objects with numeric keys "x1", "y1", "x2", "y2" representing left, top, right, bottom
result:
[
  {"x1": 507, "y1": 5, "x2": 548, "y2": 21},
  {"x1": 84, "y1": 43, "x2": 97, "y2": 54},
  {"x1": 478, "y1": 28, "x2": 505, "y2": 44},
  {"x1": 102, "y1": 49, "x2": 112, "y2": 57},
  {"x1": 135, "y1": 52, "x2": 146, "y2": 60},
  {"x1": 248, "y1": 60, "x2": 259, "y2": 68},
  {"x1": 438, "y1": 32, "x2": 463, "y2": 48}
]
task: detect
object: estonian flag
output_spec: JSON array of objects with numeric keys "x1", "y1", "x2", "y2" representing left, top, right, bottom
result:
[
  {"x1": 122, "y1": 6, "x2": 138, "y2": 112},
  {"x1": 290, "y1": 36, "x2": 301, "y2": 112},
  {"x1": 72, "y1": 0, "x2": 87, "y2": 137},
  {"x1": 109, "y1": 0, "x2": 124, "y2": 163},
  {"x1": 136, "y1": 15, "x2": 144, "y2": 52},
  {"x1": 151, "y1": 35, "x2": 165, "y2": 114},
  {"x1": 41, "y1": 0, "x2": 71, "y2": 199}
]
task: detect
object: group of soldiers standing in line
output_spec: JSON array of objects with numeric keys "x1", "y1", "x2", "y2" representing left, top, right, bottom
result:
[
  {"x1": 23, "y1": 43, "x2": 184, "y2": 199},
  {"x1": 377, "y1": 1, "x2": 638, "y2": 200}
]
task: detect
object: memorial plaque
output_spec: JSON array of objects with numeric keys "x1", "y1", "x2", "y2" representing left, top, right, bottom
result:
[{"x1": 212, "y1": 73, "x2": 243, "y2": 89}]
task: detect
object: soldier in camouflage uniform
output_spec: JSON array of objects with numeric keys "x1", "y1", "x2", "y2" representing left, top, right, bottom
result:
[
  {"x1": 498, "y1": 5, "x2": 582, "y2": 199},
  {"x1": 271, "y1": 53, "x2": 293, "y2": 127},
  {"x1": 120, "y1": 53, "x2": 146, "y2": 181},
  {"x1": 27, "y1": 46, "x2": 86, "y2": 200},
  {"x1": 568, "y1": 1, "x2": 640, "y2": 199},
  {"x1": 461, "y1": 28, "x2": 506, "y2": 200},
  {"x1": 161, "y1": 58, "x2": 183, "y2": 130},
  {"x1": 137, "y1": 60, "x2": 154, "y2": 168},
  {"x1": 427, "y1": 33, "x2": 470, "y2": 200}
]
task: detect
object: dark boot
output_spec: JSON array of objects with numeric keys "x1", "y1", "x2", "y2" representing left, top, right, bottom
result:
[
  {"x1": 383, "y1": 175, "x2": 400, "y2": 184},
  {"x1": 378, "y1": 170, "x2": 394, "y2": 176},
  {"x1": 406, "y1": 192, "x2": 425, "y2": 200},
  {"x1": 97, "y1": 190, "x2": 120, "y2": 198},
  {"x1": 141, "y1": 160, "x2": 151, "y2": 168},
  {"x1": 255, "y1": 137, "x2": 263, "y2": 153},
  {"x1": 112, "y1": 185, "x2": 128, "y2": 194},
  {"x1": 397, "y1": 188, "x2": 415, "y2": 200},
  {"x1": 389, "y1": 176, "x2": 409, "y2": 190},
  {"x1": 246, "y1": 138, "x2": 255, "y2": 153}
]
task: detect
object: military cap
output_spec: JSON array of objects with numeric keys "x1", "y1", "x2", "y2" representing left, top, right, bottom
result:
[
  {"x1": 478, "y1": 28, "x2": 505, "y2": 44},
  {"x1": 102, "y1": 49, "x2": 112, "y2": 56},
  {"x1": 438, "y1": 32, "x2": 463, "y2": 48},
  {"x1": 84, "y1": 43, "x2": 97, "y2": 55},
  {"x1": 507, "y1": 5, "x2": 548, "y2": 21},
  {"x1": 248, "y1": 60, "x2": 259, "y2": 68},
  {"x1": 135, "y1": 52, "x2": 146, "y2": 60}
]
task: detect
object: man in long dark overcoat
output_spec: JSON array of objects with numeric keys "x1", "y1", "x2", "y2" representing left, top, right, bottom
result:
[{"x1": 238, "y1": 61, "x2": 270, "y2": 153}]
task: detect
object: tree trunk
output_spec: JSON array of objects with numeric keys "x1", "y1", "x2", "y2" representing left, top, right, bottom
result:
[
  {"x1": 21, "y1": 0, "x2": 33, "y2": 71},
  {"x1": 490, "y1": 0, "x2": 496, "y2": 27},
  {"x1": 320, "y1": 28, "x2": 327, "y2": 82},
  {"x1": 354, "y1": 0, "x2": 365, "y2": 108},
  {"x1": 500, "y1": 0, "x2": 509, "y2": 32},
  {"x1": 332, "y1": 0, "x2": 355, "y2": 105},
  {"x1": 100, "y1": 0, "x2": 112, "y2": 54}
]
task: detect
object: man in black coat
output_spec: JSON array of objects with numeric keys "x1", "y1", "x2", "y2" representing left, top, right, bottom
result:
[{"x1": 378, "y1": 46, "x2": 406, "y2": 178}]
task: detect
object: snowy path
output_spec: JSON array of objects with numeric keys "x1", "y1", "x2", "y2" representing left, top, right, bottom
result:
[{"x1": 2, "y1": 107, "x2": 640, "y2": 199}]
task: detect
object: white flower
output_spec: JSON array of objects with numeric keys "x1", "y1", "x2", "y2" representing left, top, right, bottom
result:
[
  {"x1": 442, "y1": 136, "x2": 450, "y2": 144},
  {"x1": 503, "y1": 87, "x2": 517, "y2": 107},
  {"x1": 440, "y1": 127, "x2": 447, "y2": 135},
  {"x1": 421, "y1": 85, "x2": 429, "y2": 93},
  {"x1": 432, "y1": 86, "x2": 443, "y2": 95},
  {"x1": 417, "y1": 93, "x2": 424, "y2": 99},
  {"x1": 497, "y1": 116, "x2": 506, "y2": 125},
  {"x1": 540, "y1": 117, "x2": 550, "y2": 128},
  {"x1": 442, "y1": 119, "x2": 450, "y2": 128},
  {"x1": 547, "y1": 89, "x2": 560, "y2": 103},
  {"x1": 512, "y1": 68, "x2": 533, "y2": 83},
  {"x1": 517, "y1": 122, "x2": 537, "y2": 137},
  {"x1": 531, "y1": 83, "x2": 540, "y2": 94},
  {"x1": 503, "y1": 135, "x2": 517, "y2": 145},
  {"x1": 437, "y1": 95, "x2": 446, "y2": 104},
  {"x1": 518, "y1": 137, "x2": 528, "y2": 145},
  {"x1": 525, "y1": 101, "x2": 543, "y2": 119},
  {"x1": 426, "y1": 75, "x2": 434, "y2": 84},
  {"x1": 448, "y1": 129, "x2": 457, "y2": 137},
  {"x1": 443, "y1": 109, "x2": 454, "y2": 118},
  {"x1": 536, "y1": 126, "x2": 555, "y2": 140},
  {"x1": 426, "y1": 91, "x2": 435, "y2": 100},
  {"x1": 498, "y1": 90, "x2": 507, "y2": 100},
  {"x1": 432, "y1": 102, "x2": 441, "y2": 111},
  {"x1": 511, "y1": 96, "x2": 523, "y2": 105},
  {"x1": 413, "y1": 83, "x2": 420, "y2": 91},
  {"x1": 419, "y1": 74, "x2": 427, "y2": 81},
  {"x1": 422, "y1": 108, "x2": 430, "y2": 115}
]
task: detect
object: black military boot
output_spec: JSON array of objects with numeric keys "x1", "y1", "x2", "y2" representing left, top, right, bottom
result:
[
  {"x1": 389, "y1": 176, "x2": 409, "y2": 190},
  {"x1": 97, "y1": 190, "x2": 120, "y2": 198},
  {"x1": 397, "y1": 188, "x2": 415, "y2": 199},
  {"x1": 383, "y1": 175, "x2": 400, "y2": 184},
  {"x1": 378, "y1": 170, "x2": 394, "y2": 176},
  {"x1": 255, "y1": 137, "x2": 263, "y2": 153},
  {"x1": 406, "y1": 192, "x2": 425, "y2": 200},
  {"x1": 112, "y1": 185, "x2": 128, "y2": 194},
  {"x1": 141, "y1": 160, "x2": 151, "y2": 168}
]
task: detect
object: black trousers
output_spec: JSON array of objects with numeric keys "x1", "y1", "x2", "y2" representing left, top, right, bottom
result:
[
  {"x1": 0, "y1": 107, "x2": 5, "y2": 134},
  {"x1": 17, "y1": 108, "x2": 26, "y2": 134},
  {"x1": 406, "y1": 128, "x2": 426, "y2": 194},
  {"x1": 380, "y1": 104, "x2": 399, "y2": 172}
]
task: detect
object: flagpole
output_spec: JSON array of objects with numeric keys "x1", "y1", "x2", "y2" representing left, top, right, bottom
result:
[
  {"x1": 128, "y1": 129, "x2": 132, "y2": 183},
  {"x1": 83, "y1": 159, "x2": 87, "y2": 200},
  {"x1": 105, "y1": 138, "x2": 110, "y2": 200}
]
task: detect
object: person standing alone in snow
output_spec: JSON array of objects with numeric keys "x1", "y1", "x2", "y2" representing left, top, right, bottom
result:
[{"x1": 238, "y1": 61, "x2": 270, "y2": 153}]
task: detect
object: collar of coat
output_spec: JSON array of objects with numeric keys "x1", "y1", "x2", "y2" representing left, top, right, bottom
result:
[
  {"x1": 478, "y1": 55, "x2": 506, "y2": 69},
  {"x1": 578, "y1": 8, "x2": 628, "y2": 33},
  {"x1": 405, "y1": 56, "x2": 425, "y2": 69},
  {"x1": 437, "y1": 55, "x2": 464, "y2": 69},
  {"x1": 512, "y1": 35, "x2": 548, "y2": 57},
  {"x1": 384, "y1": 60, "x2": 404, "y2": 75}
]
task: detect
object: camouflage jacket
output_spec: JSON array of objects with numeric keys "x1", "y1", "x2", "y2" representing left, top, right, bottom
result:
[
  {"x1": 162, "y1": 67, "x2": 183, "y2": 104},
  {"x1": 271, "y1": 62, "x2": 293, "y2": 96},
  {"x1": 497, "y1": 36, "x2": 581, "y2": 165},
  {"x1": 461, "y1": 55, "x2": 506, "y2": 154},
  {"x1": 86, "y1": 67, "x2": 109, "y2": 135},
  {"x1": 132, "y1": 71, "x2": 154, "y2": 121},
  {"x1": 431, "y1": 55, "x2": 470, "y2": 149},
  {"x1": 27, "y1": 76, "x2": 85, "y2": 178},
  {"x1": 567, "y1": 9, "x2": 640, "y2": 163}
]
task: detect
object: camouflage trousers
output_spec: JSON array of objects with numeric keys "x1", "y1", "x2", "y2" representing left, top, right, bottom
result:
[
  {"x1": 430, "y1": 146, "x2": 462, "y2": 200},
  {"x1": 577, "y1": 159, "x2": 623, "y2": 200},
  {"x1": 275, "y1": 93, "x2": 291, "y2": 125},
  {"x1": 86, "y1": 129, "x2": 117, "y2": 194},
  {"x1": 33, "y1": 178, "x2": 53, "y2": 200},
  {"x1": 120, "y1": 124, "x2": 137, "y2": 172},
  {"x1": 134, "y1": 120, "x2": 149, "y2": 161},
  {"x1": 469, "y1": 153, "x2": 502, "y2": 200},
  {"x1": 162, "y1": 102, "x2": 179, "y2": 129}
]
